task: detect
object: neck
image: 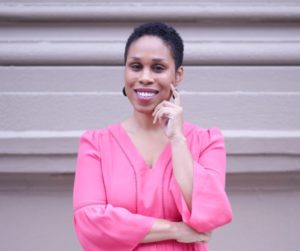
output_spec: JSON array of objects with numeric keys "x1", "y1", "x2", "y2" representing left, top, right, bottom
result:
[{"x1": 128, "y1": 110, "x2": 162, "y2": 132}]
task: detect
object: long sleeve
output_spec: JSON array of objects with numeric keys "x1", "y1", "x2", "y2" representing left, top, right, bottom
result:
[
  {"x1": 170, "y1": 127, "x2": 232, "y2": 233},
  {"x1": 73, "y1": 130, "x2": 155, "y2": 251}
]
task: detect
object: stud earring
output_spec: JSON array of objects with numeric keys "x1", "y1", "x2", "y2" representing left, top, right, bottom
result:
[{"x1": 122, "y1": 87, "x2": 127, "y2": 96}]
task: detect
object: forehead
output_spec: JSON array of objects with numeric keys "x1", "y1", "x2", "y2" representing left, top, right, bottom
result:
[{"x1": 127, "y1": 35, "x2": 173, "y2": 60}]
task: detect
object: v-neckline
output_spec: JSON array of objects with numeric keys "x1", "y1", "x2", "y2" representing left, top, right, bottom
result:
[{"x1": 117, "y1": 123, "x2": 171, "y2": 171}]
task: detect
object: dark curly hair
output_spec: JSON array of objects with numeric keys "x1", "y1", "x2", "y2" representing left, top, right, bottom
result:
[{"x1": 124, "y1": 22, "x2": 184, "y2": 70}]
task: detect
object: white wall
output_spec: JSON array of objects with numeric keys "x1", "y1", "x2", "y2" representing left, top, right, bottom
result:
[{"x1": 0, "y1": 1, "x2": 300, "y2": 250}]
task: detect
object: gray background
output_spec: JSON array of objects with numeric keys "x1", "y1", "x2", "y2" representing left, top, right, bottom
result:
[{"x1": 0, "y1": 0, "x2": 300, "y2": 250}]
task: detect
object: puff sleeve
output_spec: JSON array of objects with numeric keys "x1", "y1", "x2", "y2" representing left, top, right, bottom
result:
[
  {"x1": 170, "y1": 128, "x2": 232, "y2": 233},
  {"x1": 73, "y1": 130, "x2": 155, "y2": 251}
]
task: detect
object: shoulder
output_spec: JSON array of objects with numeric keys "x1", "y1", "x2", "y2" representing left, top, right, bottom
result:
[
  {"x1": 79, "y1": 128, "x2": 107, "y2": 143},
  {"x1": 184, "y1": 121, "x2": 225, "y2": 150},
  {"x1": 79, "y1": 123, "x2": 118, "y2": 146},
  {"x1": 184, "y1": 121, "x2": 224, "y2": 138}
]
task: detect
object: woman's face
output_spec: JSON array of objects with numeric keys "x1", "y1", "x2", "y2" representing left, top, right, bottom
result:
[{"x1": 124, "y1": 35, "x2": 183, "y2": 114}]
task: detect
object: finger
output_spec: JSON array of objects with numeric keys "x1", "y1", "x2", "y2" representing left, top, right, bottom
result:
[
  {"x1": 152, "y1": 103, "x2": 166, "y2": 123},
  {"x1": 170, "y1": 84, "x2": 181, "y2": 106},
  {"x1": 153, "y1": 106, "x2": 169, "y2": 124},
  {"x1": 199, "y1": 232, "x2": 211, "y2": 243},
  {"x1": 155, "y1": 107, "x2": 174, "y2": 120},
  {"x1": 206, "y1": 232, "x2": 212, "y2": 238},
  {"x1": 153, "y1": 108, "x2": 175, "y2": 124},
  {"x1": 152, "y1": 100, "x2": 177, "y2": 117},
  {"x1": 152, "y1": 100, "x2": 167, "y2": 116},
  {"x1": 153, "y1": 110, "x2": 158, "y2": 124},
  {"x1": 153, "y1": 104, "x2": 182, "y2": 123},
  {"x1": 153, "y1": 111, "x2": 162, "y2": 124}
]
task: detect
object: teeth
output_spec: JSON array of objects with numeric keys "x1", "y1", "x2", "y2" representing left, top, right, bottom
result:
[{"x1": 137, "y1": 92, "x2": 156, "y2": 97}]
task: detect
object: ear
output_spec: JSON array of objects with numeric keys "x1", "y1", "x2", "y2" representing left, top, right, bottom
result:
[{"x1": 174, "y1": 66, "x2": 184, "y2": 87}]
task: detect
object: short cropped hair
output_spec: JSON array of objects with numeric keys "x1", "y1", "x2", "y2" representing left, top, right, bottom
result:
[{"x1": 124, "y1": 22, "x2": 184, "y2": 69}]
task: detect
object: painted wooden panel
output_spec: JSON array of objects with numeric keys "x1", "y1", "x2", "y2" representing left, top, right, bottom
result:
[{"x1": 0, "y1": 1, "x2": 299, "y2": 251}]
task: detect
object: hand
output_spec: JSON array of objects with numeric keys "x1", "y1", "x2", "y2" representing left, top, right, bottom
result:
[
  {"x1": 174, "y1": 222, "x2": 211, "y2": 244},
  {"x1": 152, "y1": 84, "x2": 184, "y2": 140}
]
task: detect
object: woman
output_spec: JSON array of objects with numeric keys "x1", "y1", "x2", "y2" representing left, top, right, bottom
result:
[{"x1": 73, "y1": 22, "x2": 232, "y2": 251}]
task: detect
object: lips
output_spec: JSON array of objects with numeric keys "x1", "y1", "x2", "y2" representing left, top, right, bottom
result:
[{"x1": 134, "y1": 88, "x2": 159, "y2": 100}]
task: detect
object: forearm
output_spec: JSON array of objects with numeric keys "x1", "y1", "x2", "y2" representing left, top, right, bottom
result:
[
  {"x1": 170, "y1": 134, "x2": 194, "y2": 210},
  {"x1": 141, "y1": 218, "x2": 178, "y2": 243},
  {"x1": 141, "y1": 218, "x2": 211, "y2": 244}
]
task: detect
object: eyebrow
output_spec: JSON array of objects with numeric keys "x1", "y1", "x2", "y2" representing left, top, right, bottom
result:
[{"x1": 129, "y1": 57, "x2": 167, "y2": 62}]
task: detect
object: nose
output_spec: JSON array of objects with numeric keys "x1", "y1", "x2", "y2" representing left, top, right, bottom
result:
[{"x1": 139, "y1": 68, "x2": 153, "y2": 85}]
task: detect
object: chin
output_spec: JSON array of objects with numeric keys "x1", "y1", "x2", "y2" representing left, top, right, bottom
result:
[{"x1": 133, "y1": 104, "x2": 155, "y2": 114}]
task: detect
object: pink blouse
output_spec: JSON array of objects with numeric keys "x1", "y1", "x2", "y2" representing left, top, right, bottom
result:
[{"x1": 73, "y1": 122, "x2": 232, "y2": 251}]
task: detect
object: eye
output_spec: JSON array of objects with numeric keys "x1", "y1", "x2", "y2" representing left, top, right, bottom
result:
[
  {"x1": 130, "y1": 63, "x2": 142, "y2": 71},
  {"x1": 152, "y1": 64, "x2": 165, "y2": 72}
]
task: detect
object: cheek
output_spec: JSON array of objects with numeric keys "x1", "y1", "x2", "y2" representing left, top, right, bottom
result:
[
  {"x1": 124, "y1": 72, "x2": 134, "y2": 85},
  {"x1": 159, "y1": 73, "x2": 175, "y2": 87}
]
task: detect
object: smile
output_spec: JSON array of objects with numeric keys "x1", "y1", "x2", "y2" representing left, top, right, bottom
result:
[
  {"x1": 137, "y1": 92, "x2": 156, "y2": 97},
  {"x1": 134, "y1": 89, "x2": 159, "y2": 100}
]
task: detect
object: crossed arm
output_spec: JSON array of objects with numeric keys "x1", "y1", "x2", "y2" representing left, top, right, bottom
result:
[{"x1": 73, "y1": 128, "x2": 232, "y2": 250}]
